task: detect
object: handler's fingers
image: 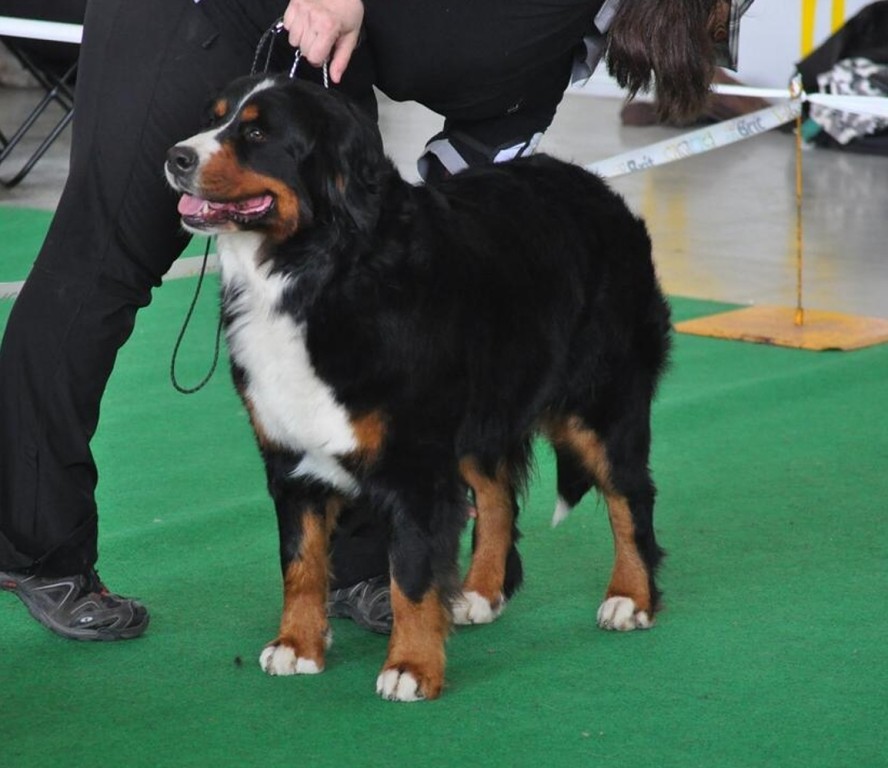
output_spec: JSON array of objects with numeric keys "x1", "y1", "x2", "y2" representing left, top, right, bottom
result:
[
  {"x1": 281, "y1": 0, "x2": 364, "y2": 75},
  {"x1": 282, "y1": 4, "x2": 337, "y2": 61},
  {"x1": 281, "y1": 2, "x2": 307, "y2": 43},
  {"x1": 299, "y1": 22, "x2": 340, "y2": 67},
  {"x1": 282, "y1": 2, "x2": 298, "y2": 30},
  {"x1": 328, "y1": 29, "x2": 359, "y2": 83}
]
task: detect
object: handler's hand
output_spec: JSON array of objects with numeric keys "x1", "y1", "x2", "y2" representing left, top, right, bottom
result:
[{"x1": 282, "y1": 0, "x2": 364, "y2": 84}]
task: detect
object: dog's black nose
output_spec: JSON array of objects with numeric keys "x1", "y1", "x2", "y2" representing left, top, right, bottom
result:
[{"x1": 167, "y1": 145, "x2": 198, "y2": 174}]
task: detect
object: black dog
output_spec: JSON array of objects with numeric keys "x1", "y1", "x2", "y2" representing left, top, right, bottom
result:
[{"x1": 165, "y1": 74, "x2": 671, "y2": 701}]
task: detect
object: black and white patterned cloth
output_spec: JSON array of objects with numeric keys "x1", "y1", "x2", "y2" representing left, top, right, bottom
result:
[{"x1": 810, "y1": 57, "x2": 888, "y2": 145}]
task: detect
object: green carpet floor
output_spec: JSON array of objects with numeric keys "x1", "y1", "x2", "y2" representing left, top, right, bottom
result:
[
  {"x1": 0, "y1": 207, "x2": 209, "y2": 283},
  {"x1": 1, "y1": 213, "x2": 886, "y2": 767}
]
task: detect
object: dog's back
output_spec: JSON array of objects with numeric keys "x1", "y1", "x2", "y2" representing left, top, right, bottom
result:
[
  {"x1": 314, "y1": 153, "x2": 670, "y2": 473},
  {"x1": 383, "y1": 156, "x2": 672, "y2": 633}
]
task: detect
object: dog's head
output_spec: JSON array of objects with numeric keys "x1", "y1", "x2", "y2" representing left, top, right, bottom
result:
[{"x1": 165, "y1": 74, "x2": 386, "y2": 243}]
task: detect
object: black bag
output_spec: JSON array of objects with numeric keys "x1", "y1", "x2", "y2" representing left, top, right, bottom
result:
[{"x1": 796, "y1": 0, "x2": 888, "y2": 155}]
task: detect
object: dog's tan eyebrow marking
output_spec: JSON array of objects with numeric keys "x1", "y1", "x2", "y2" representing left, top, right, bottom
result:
[
  {"x1": 213, "y1": 99, "x2": 229, "y2": 118},
  {"x1": 240, "y1": 104, "x2": 260, "y2": 122},
  {"x1": 210, "y1": 78, "x2": 276, "y2": 139}
]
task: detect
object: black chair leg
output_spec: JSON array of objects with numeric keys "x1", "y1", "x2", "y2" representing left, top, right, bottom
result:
[{"x1": 0, "y1": 42, "x2": 76, "y2": 186}]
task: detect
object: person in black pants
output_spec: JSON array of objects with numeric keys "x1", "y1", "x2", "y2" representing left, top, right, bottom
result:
[{"x1": 0, "y1": 0, "x2": 748, "y2": 640}]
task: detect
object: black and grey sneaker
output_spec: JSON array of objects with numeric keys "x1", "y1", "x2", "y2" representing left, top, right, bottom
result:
[
  {"x1": 0, "y1": 569, "x2": 149, "y2": 641},
  {"x1": 327, "y1": 575, "x2": 393, "y2": 634}
]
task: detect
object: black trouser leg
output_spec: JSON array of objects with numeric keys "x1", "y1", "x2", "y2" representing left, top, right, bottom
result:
[
  {"x1": 0, "y1": 0, "x2": 387, "y2": 587},
  {"x1": 0, "y1": 0, "x2": 252, "y2": 575}
]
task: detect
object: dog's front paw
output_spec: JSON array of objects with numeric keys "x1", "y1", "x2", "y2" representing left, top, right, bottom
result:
[
  {"x1": 596, "y1": 596, "x2": 653, "y2": 631},
  {"x1": 259, "y1": 643, "x2": 323, "y2": 675},
  {"x1": 376, "y1": 665, "x2": 444, "y2": 701},
  {"x1": 452, "y1": 590, "x2": 505, "y2": 625},
  {"x1": 259, "y1": 630, "x2": 332, "y2": 676},
  {"x1": 376, "y1": 669, "x2": 423, "y2": 702}
]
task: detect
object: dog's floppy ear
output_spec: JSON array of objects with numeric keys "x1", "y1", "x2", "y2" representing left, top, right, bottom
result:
[{"x1": 306, "y1": 94, "x2": 389, "y2": 232}]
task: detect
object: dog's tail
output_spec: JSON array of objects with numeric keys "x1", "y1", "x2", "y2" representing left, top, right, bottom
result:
[
  {"x1": 550, "y1": 442, "x2": 594, "y2": 527},
  {"x1": 552, "y1": 497, "x2": 572, "y2": 527}
]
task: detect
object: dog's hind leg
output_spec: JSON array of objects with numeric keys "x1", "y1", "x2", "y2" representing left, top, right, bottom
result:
[
  {"x1": 544, "y1": 413, "x2": 663, "y2": 631},
  {"x1": 452, "y1": 457, "x2": 523, "y2": 625},
  {"x1": 259, "y1": 455, "x2": 343, "y2": 676}
]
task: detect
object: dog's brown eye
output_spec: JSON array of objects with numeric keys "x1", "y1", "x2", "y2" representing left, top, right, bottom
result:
[{"x1": 244, "y1": 126, "x2": 266, "y2": 143}]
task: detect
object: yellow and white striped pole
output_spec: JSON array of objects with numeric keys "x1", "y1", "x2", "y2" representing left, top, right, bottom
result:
[
  {"x1": 802, "y1": 0, "x2": 848, "y2": 56},
  {"x1": 801, "y1": 0, "x2": 818, "y2": 56},
  {"x1": 831, "y1": 0, "x2": 846, "y2": 34},
  {"x1": 798, "y1": 0, "x2": 846, "y2": 324}
]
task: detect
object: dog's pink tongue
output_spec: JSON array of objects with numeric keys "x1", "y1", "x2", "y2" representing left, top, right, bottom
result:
[
  {"x1": 178, "y1": 194, "x2": 206, "y2": 216},
  {"x1": 236, "y1": 194, "x2": 273, "y2": 213}
]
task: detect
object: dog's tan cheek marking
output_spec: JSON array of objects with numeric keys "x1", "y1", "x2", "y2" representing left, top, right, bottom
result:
[
  {"x1": 384, "y1": 581, "x2": 449, "y2": 700},
  {"x1": 276, "y1": 509, "x2": 338, "y2": 667},
  {"x1": 546, "y1": 416, "x2": 651, "y2": 613},
  {"x1": 262, "y1": 180, "x2": 300, "y2": 241},
  {"x1": 198, "y1": 143, "x2": 250, "y2": 198},
  {"x1": 458, "y1": 457, "x2": 512, "y2": 606},
  {"x1": 198, "y1": 144, "x2": 301, "y2": 241}
]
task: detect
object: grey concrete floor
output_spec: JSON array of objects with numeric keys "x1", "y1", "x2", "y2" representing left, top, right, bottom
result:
[{"x1": 2, "y1": 84, "x2": 887, "y2": 318}]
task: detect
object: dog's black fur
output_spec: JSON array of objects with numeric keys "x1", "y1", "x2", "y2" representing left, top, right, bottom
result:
[{"x1": 165, "y1": 75, "x2": 671, "y2": 701}]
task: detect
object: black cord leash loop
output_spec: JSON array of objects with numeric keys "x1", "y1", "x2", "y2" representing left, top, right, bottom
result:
[
  {"x1": 250, "y1": 17, "x2": 330, "y2": 86},
  {"x1": 171, "y1": 19, "x2": 331, "y2": 396},
  {"x1": 170, "y1": 238, "x2": 223, "y2": 394}
]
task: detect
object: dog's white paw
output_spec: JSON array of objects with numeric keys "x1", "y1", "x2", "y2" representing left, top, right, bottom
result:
[
  {"x1": 452, "y1": 590, "x2": 505, "y2": 625},
  {"x1": 259, "y1": 644, "x2": 324, "y2": 676},
  {"x1": 596, "y1": 596, "x2": 653, "y2": 631},
  {"x1": 376, "y1": 669, "x2": 424, "y2": 702}
]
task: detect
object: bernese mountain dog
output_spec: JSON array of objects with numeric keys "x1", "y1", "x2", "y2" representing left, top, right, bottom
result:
[{"x1": 165, "y1": 74, "x2": 671, "y2": 702}]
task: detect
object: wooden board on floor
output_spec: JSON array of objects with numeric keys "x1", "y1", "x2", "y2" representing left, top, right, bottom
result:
[{"x1": 675, "y1": 305, "x2": 888, "y2": 351}]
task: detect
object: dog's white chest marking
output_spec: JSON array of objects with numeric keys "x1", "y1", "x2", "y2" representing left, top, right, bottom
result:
[{"x1": 218, "y1": 233, "x2": 358, "y2": 494}]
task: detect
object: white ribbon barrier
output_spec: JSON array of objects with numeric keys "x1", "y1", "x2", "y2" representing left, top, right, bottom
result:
[
  {"x1": 578, "y1": 81, "x2": 888, "y2": 180},
  {"x1": 711, "y1": 83, "x2": 888, "y2": 118},
  {"x1": 586, "y1": 100, "x2": 803, "y2": 179},
  {"x1": 0, "y1": 16, "x2": 83, "y2": 44}
]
